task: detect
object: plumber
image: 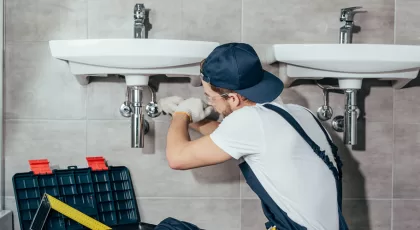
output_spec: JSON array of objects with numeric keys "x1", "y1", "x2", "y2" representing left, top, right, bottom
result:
[{"x1": 158, "y1": 43, "x2": 348, "y2": 230}]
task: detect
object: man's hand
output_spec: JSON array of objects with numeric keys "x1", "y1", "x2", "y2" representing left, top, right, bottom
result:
[
  {"x1": 158, "y1": 96, "x2": 184, "y2": 115},
  {"x1": 175, "y1": 98, "x2": 213, "y2": 123}
]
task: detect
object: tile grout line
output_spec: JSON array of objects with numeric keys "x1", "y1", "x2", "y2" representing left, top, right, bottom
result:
[
  {"x1": 4, "y1": 118, "x2": 87, "y2": 121},
  {"x1": 85, "y1": 0, "x2": 89, "y2": 162},
  {"x1": 128, "y1": 197, "x2": 420, "y2": 201},
  {"x1": 5, "y1": 41, "x2": 48, "y2": 45},
  {"x1": 85, "y1": 0, "x2": 89, "y2": 159},
  {"x1": 343, "y1": 198, "x2": 392, "y2": 201},
  {"x1": 136, "y1": 197, "x2": 242, "y2": 200},
  {"x1": 85, "y1": 92, "x2": 88, "y2": 158},
  {"x1": 8, "y1": 194, "x2": 420, "y2": 200},
  {"x1": 180, "y1": 0, "x2": 184, "y2": 40},
  {"x1": 239, "y1": 166, "x2": 242, "y2": 230},
  {"x1": 392, "y1": 0, "x2": 397, "y2": 217},
  {"x1": 3, "y1": 118, "x2": 171, "y2": 123},
  {"x1": 240, "y1": 0, "x2": 244, "y2": 42},
  {"x1": 86, "y1": 0, "x2": 89, "y2": 39},
  {"x1": 85, "y1": 0, "x2": 89, "y2": 157},
  {"x1": 6, "y1": 117, "x2": 402, "y2": 124},
  {"x1": 394, "y1": 0, "x2": 397, "y2": 45},
  {"x1": 391, "y1": 93, "x2": 395, "y2": 230}
]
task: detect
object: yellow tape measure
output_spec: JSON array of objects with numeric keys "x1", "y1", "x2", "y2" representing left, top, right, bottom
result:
[{"x1": 31, "y1": 194, "x2": 111, "y2": 230}]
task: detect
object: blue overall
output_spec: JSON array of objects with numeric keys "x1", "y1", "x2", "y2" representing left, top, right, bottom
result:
[{"x1": 238, "y1": 104, "x2": 349, "y2": 230}]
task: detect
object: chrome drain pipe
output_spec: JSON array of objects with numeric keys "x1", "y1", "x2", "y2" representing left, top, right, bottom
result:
[{"x1": 344, "y1": 89, "x2": 359, "y2": 145}]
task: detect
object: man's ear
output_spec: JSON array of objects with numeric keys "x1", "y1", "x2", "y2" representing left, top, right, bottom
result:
[{"x1": 228, "y1": 93, "x2": 241, "y2": 107}]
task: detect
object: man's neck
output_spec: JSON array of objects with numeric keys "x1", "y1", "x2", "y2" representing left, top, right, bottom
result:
[
  {"x1": 234, "y1": 101, "x2": 257, "y2": 111},
  {"x1": 243, "y1": 101, "x2": 257, "y2": 107}
]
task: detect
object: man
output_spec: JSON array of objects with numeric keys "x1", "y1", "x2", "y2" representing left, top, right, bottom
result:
[{"x1": 158, "y1": 43, "x2": 348, "y2": 230}]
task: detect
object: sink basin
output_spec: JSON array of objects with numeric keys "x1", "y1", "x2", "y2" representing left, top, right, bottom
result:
[
  {"x1": 49, "y1": 39, "x2": 220, "y2": 85},
  {"x1": 270, "y1": 44, "x2": 420, "y2": 89}
]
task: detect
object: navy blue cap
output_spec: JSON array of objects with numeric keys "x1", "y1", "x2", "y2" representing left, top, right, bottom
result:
[{"x1": 201, "y1": 43, "x2": 284, "y2": 103}]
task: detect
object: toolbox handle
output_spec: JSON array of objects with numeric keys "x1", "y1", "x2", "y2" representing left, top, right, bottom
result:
[{"x1": 67, "y1": 166, "x2": 78, "y2": 170}]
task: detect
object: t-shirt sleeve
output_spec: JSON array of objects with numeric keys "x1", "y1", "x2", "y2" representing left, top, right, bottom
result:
[{"x1": 210, "y1": 107, "x2": 264, "y2": 160}]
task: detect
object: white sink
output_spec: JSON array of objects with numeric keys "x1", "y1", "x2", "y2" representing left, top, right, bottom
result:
[
  {"x1": 270, "y1": 44, "x2": 420, "y2": 89},
  {"x1": 49, "y1": 39, "x2": 220, "y2": 86}
]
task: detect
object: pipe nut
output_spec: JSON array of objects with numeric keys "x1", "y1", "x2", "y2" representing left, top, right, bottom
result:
[
  {"x1": 120, "y1": 102, "x2": 132, "y2": 118},
  {"x1": 146, "y1": 101, "x2": 161, "y2": 118},
  {"x1": 332, "y1": 115, "x2": 344, "y2": 132},
  {"x1": 317, "y1": 105, "x2": 333, "y2": 121}
]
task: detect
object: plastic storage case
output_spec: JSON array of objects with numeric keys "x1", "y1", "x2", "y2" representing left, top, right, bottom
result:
[{"x1": 12, "y1": 158, "x2": 141, "y2": 230}]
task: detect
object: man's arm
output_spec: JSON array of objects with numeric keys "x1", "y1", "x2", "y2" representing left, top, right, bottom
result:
[
  {"x1": 166, "y1": 113, "x2": 232, "y2": 170},
  {"x1": 189, "y1": 119, "x2": 220, "y2": 136}
]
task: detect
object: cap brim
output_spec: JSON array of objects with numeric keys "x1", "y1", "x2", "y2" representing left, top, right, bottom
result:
[{"x1": 235, "y1": 71, "x2": 284, "y2": 103}]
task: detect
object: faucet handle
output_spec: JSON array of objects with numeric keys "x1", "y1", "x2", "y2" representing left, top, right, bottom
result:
[
  {"x1": 134, "y1": 3, "x2": 146, "y2": 20},
  {"x1": 340, "y1": 6, "x2": 366, "y2": 21},
  {"x1": 342, "y1": 6, "x2": 363, "y2": 11}
]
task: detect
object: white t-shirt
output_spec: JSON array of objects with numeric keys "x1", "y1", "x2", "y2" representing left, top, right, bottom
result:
[{"x1": 210, "y1": 102, "x2": 339, "y2": 230}]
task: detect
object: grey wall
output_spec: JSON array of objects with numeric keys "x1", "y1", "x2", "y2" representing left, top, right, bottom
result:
[{"x1": 3, "y1": 0, "x2": 420, "y2": 229}]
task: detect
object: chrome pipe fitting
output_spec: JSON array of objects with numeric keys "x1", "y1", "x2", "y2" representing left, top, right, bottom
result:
[
  {"x1": 343, "y1": 89, "x2": 359, "y2": 145},
  {"x1": 145, "y1": 86, "x2": 161, "y2": 118},
  {"x1": 130, "y1": 86, "x2": 146, "y2": 148},
  {"x1": 119, "y1": 86, "x2": 149, "y2": 148}
]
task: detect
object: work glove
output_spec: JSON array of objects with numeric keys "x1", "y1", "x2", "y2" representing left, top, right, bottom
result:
[
  {"x1": 158, "y1": 96, "x2": 184, "y2": 115},
  {"x1": 174, "y1": 98, "x2": 213, "y2": 123}
]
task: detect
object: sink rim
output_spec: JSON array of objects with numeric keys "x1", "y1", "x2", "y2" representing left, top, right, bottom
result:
[
  {"x1": 49, "y1": 38, "x2": 220, "y2": 69},
  {"x1": 271, "y1": 43, "x2": 420, "y2": 73},
  {"x1": 273, "y1": 43, "x2": 420, "y2": 62}
]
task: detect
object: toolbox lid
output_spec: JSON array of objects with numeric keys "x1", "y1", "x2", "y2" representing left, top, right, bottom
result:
[{"x1": 12, "y1": 157, "x2": 141, "y2": 230}]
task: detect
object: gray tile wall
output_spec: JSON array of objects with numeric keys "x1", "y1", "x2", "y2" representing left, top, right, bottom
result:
[{"x1": 3, "y1": 0, "x2": 419, "y2": 229}]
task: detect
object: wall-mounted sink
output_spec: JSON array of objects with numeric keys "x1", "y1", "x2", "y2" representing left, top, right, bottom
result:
[
  {"x1": 49, "y1": 38, "x2": 220, "y2": 149},
  {"x1": 49, "y1": 39, "x2": 220, "y2": 86},
  {"x1": 270, "y1": 44, "x2": 420, "y2": 89},
  {"x1": 48, "y1": 2, "x2": 222, "y2": 149}
]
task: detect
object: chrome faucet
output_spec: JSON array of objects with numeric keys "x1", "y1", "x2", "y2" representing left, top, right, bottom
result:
[
  {"x1": 119, "y1": 4, "x2": 160, "y2": 148},
  {"x1": 339, "y1": 6, "x2": 364, "y2": 44},
  {"x1": 319, "y1": 7, "x2": 366, "y2": 145},
  {"x1": 134, "y1": 3, "x2": 146, "y2": 38}
]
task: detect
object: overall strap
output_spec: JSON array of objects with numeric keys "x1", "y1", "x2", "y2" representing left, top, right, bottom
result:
[
  {"x1": 240, "y1": 162, "x2": 307, "y2": 230},
  {"x1": 302, "y1": 108, "x2": 344, "y2": 209},
  {"x1": 304, "y1": 108, "x2": 343, "y2": 179},
  {"x1": 263, "y1": 104, "x2": 340, "y2": 183}
]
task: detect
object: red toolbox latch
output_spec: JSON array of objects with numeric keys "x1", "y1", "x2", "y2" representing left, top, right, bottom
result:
[
  {"x1": 29, "y1": 159, "x2": 52, "y2": 175},
  {"x1": 86, "y1": 157, "x2": 108, "y2": 171}
]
